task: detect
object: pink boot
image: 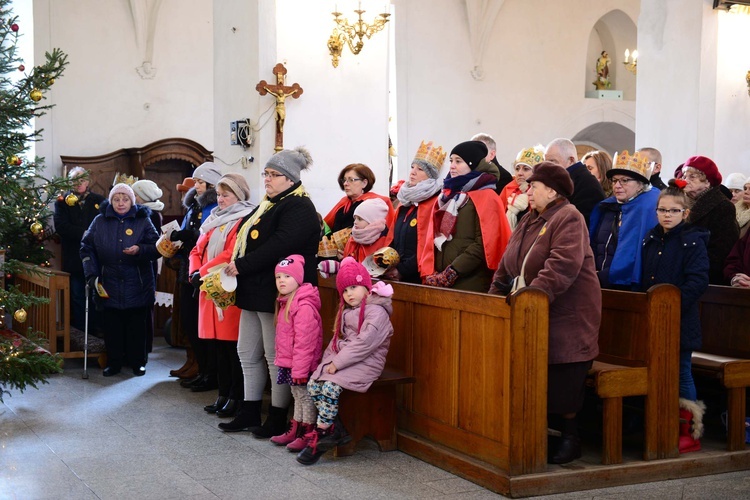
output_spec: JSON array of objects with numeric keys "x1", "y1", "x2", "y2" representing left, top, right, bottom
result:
[
  {"x1": 678, "y1": 398, "x2": 706, "y2": 454},
  {"x1": 286, "y1": 423, "x2": 315, "y2": 452},
  {"x1": 270, "y1": 419, "x2": 300, "y2": 446}
]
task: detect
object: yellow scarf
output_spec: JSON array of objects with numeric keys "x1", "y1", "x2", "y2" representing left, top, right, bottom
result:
[{"x1": 231, "y1": 184, "x2": 309, "y2": 261}]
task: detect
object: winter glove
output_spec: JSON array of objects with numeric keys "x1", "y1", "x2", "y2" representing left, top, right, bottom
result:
[
  {"x1": 292, "y1": 377, "x2": 308, "y2": 385},
  {"x1": 86, "y1": 275, "x2": 98, "y2": 290},
  {"x1": 423, "y1": 266, "x2": 459, "y2": 288},
  {"x1": 189, "y1": 272, "x2": 202, "y2": 290},
  {"x1": 318, "y1": 259, "x2": 340, "y2": 279},
  {"x1": 170, "y1": 229, "x2": 189, "y2": 242}
]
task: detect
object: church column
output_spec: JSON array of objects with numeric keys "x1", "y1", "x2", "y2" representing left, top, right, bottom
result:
[{"x1": 635, "y1": 0, "x2": 718, "y2": 170}]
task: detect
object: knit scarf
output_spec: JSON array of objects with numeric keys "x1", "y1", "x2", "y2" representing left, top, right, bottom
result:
[
  {"x1": 736, "y1": 200, "x2": 750, "y2": 231},
  {"x1": 201, "y1": 201, "x2": 256, "y2": 234},
  {"x1": 434, "y1": 171, "x2": 497, "y2": 250},
  {"x1": 352, "y1": 219, "x2": 387, "y2": 245},
  {"x1": 232, "y1": 184, "x2": 308, "y2": 260},
  {"x1": 397, "y1": 178, "x2": 441, "y2": 207},
  {"x1": 141, "y1": 200, "x2": 164, "y2": 212}
]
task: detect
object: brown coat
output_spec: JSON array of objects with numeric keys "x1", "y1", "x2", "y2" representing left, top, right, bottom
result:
[{"x1": 492, "y1": 199, "x2": 601, "y2": 364}]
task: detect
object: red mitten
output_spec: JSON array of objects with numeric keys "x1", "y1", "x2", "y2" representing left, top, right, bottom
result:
[{"x1": 423, "y1": 266, "x2": 459, "y2": 288}]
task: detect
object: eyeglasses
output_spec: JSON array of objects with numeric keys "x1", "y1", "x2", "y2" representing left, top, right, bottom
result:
[
  {"x1": 340, "y1": 177, "x2": 362, "y2": 184},
  {"x1": 611, "y1": 178, "x2": 637, "y2": 186},
  {"x1": 656, "y1": 208, "x2": 686, "y2": 215},
  {"x1": 261, "y1": 171, "x2": 285, "y2": 179},
  {"x1": 684, "y1": 173, "x2": 704, "y2": 181}
]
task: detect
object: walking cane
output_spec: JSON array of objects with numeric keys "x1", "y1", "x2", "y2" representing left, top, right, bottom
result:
[{"x1": 83, "y1": 281, "x2": 90, "y2": 379}]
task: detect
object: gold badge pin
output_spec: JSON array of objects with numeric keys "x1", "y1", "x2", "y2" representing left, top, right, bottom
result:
[
  {"x1": 94, "y1": 203, "x2": 100, "y2": 210},
  {"x1": 198, "y1": 212, "x2": 203, "y2": 219},
  {"x1": 409, "y1": 219, "x2": 417, "y2": 227},
  {"x1": 539, "y1": 226, "x2": 547, "y2": 236},
  {"x1": 250, "y1": 229, "x2": 259, "y2": 239},
  {"x1": 125, "y1": 228, "x2": 134, "y2": 236}
]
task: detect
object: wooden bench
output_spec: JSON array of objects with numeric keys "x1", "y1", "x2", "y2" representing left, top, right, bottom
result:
[
  {"x1": 693, "y1": 285, "x2": 750, "y2": 451},
  {"x1": 11, "y1": 263, "x2": 103, "y2": 363},
  {"x1": 588, "y1": 284, "x2": 681, "y2": 464}
]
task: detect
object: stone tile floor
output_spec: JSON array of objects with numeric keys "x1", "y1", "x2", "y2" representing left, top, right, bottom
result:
[{"x1": 2, "y1": 339, "x2": 749, "y2": 499}]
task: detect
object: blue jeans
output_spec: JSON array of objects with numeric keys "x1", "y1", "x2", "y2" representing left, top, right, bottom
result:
[{"x1": 680, "y1": 349, "x2": 697, "y2": 401}]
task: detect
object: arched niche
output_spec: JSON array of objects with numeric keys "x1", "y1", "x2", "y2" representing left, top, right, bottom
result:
[
  {"x1": 585, "y1": 9, "x2": 638, "y2": 100},
  {"x1": 572, "y1": 121, "x2": 635, "y2": 157}
]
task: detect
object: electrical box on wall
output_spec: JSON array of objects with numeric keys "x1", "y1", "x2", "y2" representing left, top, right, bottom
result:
[{"x1": 230, "y1": 119, "x2": 252, "y2": 147}]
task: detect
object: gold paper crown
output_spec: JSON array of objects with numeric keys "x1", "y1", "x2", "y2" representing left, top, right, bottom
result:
[
  {"x1": 413, "y1": 140, "x2": 446, "y2": 171},
  {"x1": 613, "y1": 150, "x2": 653, "y2": 181},
  {"x1": 514, "y1": 146, "x2": 544, "y2": 167},
  {"x1": 113, "y1": 172, "x2": 138, "y2": 186}
]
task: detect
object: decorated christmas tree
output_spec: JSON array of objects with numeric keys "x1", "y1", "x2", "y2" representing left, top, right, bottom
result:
[{"x1": 1, "y1": 0, "x2": 70, "y2": 401}]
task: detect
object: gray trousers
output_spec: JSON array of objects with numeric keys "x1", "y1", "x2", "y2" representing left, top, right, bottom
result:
[{"x1": 237, "y1": 310, "x2": 291, "y2": 408}]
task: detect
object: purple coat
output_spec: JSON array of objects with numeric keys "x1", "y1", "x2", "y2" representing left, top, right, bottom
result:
[
  {"x1": 274, "y1": 283, "x2": 323, "y2": 380},
  {"x1": 311, "y1": 291, "x2": 393, "y2": 393}
]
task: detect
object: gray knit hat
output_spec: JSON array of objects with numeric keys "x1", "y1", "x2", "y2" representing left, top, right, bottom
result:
[
  {"x1": 192, "y1": 162, "x2": 222, "y2": 186},
  {"x1": 265, "y1": 146, "x2": 313, "y2": 183},
  {"x1": 217, "y1": 173, "x2": 251, "y2": 201}
]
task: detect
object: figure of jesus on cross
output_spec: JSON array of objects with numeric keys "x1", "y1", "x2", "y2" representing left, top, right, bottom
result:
[{"x1": 256, "y1": 63, "x2": 303, "y2": 152}]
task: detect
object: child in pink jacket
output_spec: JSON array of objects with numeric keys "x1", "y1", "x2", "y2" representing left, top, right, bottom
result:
[
  {"x1": 297, "y1": 257, "x2": 394, "y2": 465},
  {"x1": 270, "y1": 255, "x2": 323, "y2": 452}
]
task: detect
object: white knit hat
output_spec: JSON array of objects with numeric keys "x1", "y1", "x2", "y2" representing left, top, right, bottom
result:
[
  {"x1": 109, "y1": 183, "x2": 136, "y2": 205},
  {"x1": 131, "y1": 180, "x2": 163, "y2": 203},
  {"x1": 724, "y1": 172, "x2": 747, "y2": 191}
]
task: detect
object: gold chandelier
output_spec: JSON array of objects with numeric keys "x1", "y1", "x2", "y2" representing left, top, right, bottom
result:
[{"x1": 328, "y1": 3, "x2": 390, "y2": 68}]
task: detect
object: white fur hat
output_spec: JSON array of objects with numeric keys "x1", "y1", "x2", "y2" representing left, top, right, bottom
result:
[{"x1": 724, "y1": 172, "x2": 747, "y2": 191}]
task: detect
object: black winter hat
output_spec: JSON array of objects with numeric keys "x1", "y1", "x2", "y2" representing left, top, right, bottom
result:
[{"x1": 450, "y1": 141, "x2": 488, "y2": 170}]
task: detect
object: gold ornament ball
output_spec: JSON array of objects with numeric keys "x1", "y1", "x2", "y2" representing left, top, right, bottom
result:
[
  {"x1": 14, "y1": 308, "x2": 28, "y2": 323},
  {"x1": 30, "y1": 89, "x2": 43, "y2": 102},
  {"x1": 47, "y1": 77, "x2": 55, "y2": 86},
  {"x1": 65, "y1": 193, "x2": 79, "y2": 206},
  {"x1": 7, "y1": 154, "x2": 19, "y2": 166},
  {"x1": 30, "y1": 221, "x2": 43, "y2": 235}
]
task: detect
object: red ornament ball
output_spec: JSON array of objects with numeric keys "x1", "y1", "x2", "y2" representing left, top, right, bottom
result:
[
  {"x1": 57, "y1": 194, "x2": 64, "y2": 202},
  {"x1": 11, "y1": 23, "x2": 19, "y2": 32},
  {"x1": 18, "y1": 64, "x2": 24, "y2": 71}
]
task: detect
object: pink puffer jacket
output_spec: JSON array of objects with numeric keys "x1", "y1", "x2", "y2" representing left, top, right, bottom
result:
[{"x1": 274, "y1": 283, "x2": 323, "y2": 380}]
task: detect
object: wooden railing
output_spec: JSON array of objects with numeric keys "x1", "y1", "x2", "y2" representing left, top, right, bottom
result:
[{"x1": 11, "y1": 263, "x2": 72, "y2": 357}]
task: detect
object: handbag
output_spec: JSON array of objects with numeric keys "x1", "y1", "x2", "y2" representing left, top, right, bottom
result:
[{"x1": 511, "y1": 221, "x2": 547, "y2": 294}]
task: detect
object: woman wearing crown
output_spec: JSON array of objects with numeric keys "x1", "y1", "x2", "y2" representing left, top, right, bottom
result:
[
  {"x1": 383, "y1": 141, "x2": 444, "y2": 283},
  {"x1": 589, "y1": 150, "x2": 660, "y2": 290}
]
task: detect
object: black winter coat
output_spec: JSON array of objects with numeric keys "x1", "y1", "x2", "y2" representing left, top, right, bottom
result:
[
  {"x1": 171, "y1": 187, "x2": 217, "y2": 284},
  {"x1": 567, "y1": 162, "x2": 605, "y2": 227},
  {"x1": 234, "y1": 182, "x2": 320, "y2": 313},
  {"x1": 640, "y1": 222, "x2": 709, "y2": 351},
  {"x1": 689, "y1": 186, "x2": 739, "y2": 285},
  {"x1": 80, "y1": 202, "x2": 160, "y2": 310},
  {"x1": 389, "y1": 203, "x2": 430, "y2": 284},
  {"x1": 53, "y1": 191, "x2": 106, "y2": 276}
]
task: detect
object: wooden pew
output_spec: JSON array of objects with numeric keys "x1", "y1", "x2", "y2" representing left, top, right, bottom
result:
[
  {"x1": 588, "y1": 284, "x2": 681, "y2": 464},
  {"x1": 318, "y1": 277, "x2": 550, "y2": 493},
  {"x1": 693, "y1": 285, "x2": 750, "y2": 451}
]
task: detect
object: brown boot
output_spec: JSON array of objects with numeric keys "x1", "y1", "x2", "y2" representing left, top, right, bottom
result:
[
  {"x1": 170, "y1": 347, "x2": 195, "y2": 378},
  {"x1": 178, "y1": 361, "x2": 199, "y2": 380}
]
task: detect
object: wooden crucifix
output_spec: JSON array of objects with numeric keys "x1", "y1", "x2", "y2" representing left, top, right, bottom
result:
[{"x1": 256, "y1": 63, "x2": 304, "y2": 152}]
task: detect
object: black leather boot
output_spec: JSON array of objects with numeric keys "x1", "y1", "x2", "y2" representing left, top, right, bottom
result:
[
  {"x1": 549, "y1": 416, "x2": 581, "y2": 464},
  {"x1": 216, "y1": 399, "x2": 240, "y2": 418},
  {"x1": 218, "y1": 400, "x2": 261, "y2": 432},
  {"x1": 180, "y1": 373, "x2": 203, "y2": 388},
  {"x1": 251, "y1": 405, "x2": 289, "y2": 439},
  {"x1": 204, "y1": 395, "x2": 228, "y2": 413},
  {"x1": 190, "y1": 374, "x2": 218, "y2": 392}
]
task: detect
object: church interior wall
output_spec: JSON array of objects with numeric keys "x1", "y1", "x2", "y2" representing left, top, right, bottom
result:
[{"x1": 26, "y1": 0, "x2": 750, "y2": 211}]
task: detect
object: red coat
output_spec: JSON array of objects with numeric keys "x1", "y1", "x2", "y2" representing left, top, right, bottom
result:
[
  {"x1": 274, "y1": 283, "x2": 323, "y2": 379},
  {"x1": 189, "y1": 222, "x2": 242, "y2": 341},
  {"x1": 725, "y1": 229, "x2": 750, "y2": 282}
]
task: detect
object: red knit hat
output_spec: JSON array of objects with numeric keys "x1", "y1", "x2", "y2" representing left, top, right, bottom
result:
[
  {"x1": 683, "y1": 156, "x2": 722, "y2": 186},
  {"x1": 275, "y1": 254, "x2": 305, "y2": 286},
  {"x1": 336, "y1": 257, "x2": 372, "y2": 295}
]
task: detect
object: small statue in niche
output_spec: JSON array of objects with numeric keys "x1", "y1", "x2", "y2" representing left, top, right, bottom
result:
[{"x1": 593, "y1": 51, "x2": 611, "y2": 90}]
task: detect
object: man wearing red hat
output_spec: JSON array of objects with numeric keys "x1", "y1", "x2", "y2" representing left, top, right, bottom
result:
[{"x1": 681, "y1": 156, "x2": 739, "y2": 284}]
